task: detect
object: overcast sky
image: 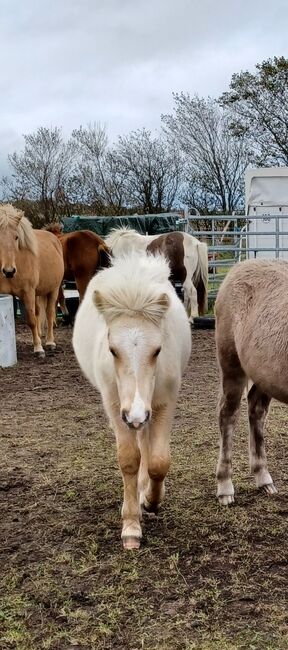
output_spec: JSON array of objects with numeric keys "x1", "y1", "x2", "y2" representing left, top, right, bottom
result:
[{"x1": 1, "y1": 0, "x2": 287, "y2": 174}]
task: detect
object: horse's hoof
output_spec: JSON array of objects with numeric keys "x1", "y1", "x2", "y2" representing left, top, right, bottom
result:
[
  {"x1": 46, "y1": 343, "x2": 56, "y2": 353},
  {"x1": 62, "y1": 314, "x2": 72, "y2": 326},
  {"x1": 142, "y1": 500, "x2": 159, "y2": 515},
  {"x1": 260, "y1": 483, "x2": 277, "y2": 496},
  {"x1": 218, "y1": 494, "x2": 234, "y2": 506},
  {"x1": 122, "y1": 536, "x2": 141, "y2": 550},
  {"x1": 34, "y1": 350, "x2": 45, "y2": 358}
]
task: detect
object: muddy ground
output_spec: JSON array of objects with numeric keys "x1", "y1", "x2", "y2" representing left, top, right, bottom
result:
[{"x1": 0, "y1": 324, "x2": 287, "y2": 650}]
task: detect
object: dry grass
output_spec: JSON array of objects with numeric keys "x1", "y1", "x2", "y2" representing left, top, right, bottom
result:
[{"x1": 0, "y1": 325, "x2": 287, "y2": 650}]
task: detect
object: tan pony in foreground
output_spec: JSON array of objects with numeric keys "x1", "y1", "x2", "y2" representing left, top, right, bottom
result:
[
  {"x1": 73, "y1": 253, "x2": 191, "y2": 549},
  {"x1": 215, "y1": 258, "x2": 288, "y2": 504},
  {"x1": 0, "y1": 204, "x2": 64, "y2": 356}
]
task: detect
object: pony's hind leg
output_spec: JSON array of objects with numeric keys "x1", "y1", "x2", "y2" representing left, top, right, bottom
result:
[
  {"x1": 183, "y1": 278, "x2": 198, "y2": 322},
  {"x1": 247, "y1": 384, "x2": 276, "y2": 495},
  {"x1": 216, "y1": 371, "x2": 246, "y2": 505},
  {"x1": 45, "y1": 289, "x2": 59, "y2": 350}
]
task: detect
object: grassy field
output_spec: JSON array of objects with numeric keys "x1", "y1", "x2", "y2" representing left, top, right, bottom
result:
[{"x1": 0, "y1": 326, "x2": 287, "y2": 650}]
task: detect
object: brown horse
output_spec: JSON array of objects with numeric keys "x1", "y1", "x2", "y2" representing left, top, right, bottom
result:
[
  {"x1": 215, "y1": 258, "x2": 286, "y2": 505},
  {"x1": 0, "y1": 204, "x2": 64, "y2": 356},
  {"x1": 105, "y1": 228, "x2": 208, "y2": 321},
  {"x1": 46, "y1": 224, "x2": 110, "y2": 302}
]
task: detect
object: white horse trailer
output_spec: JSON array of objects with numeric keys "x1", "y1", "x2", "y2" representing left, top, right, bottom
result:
[{"x1": 246, "y1": 167, "x2": 288, "y2": 259}]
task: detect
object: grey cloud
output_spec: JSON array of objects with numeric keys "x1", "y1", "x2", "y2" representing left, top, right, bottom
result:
[{"x1": 0, "y1": 0, "x2": 287, "y2": 174}]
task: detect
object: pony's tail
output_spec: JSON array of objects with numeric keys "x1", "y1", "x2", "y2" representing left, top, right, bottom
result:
[
  {"x1": 194, "y1": 242, "x2": 209, "y2": 315},
  {"x1": 98, "y1": 244, "x2": 111, "y2": 269}
]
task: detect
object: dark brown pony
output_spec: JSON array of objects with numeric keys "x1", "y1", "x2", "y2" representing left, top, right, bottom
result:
[{"x1": 46, "y1": 224, "x2": 110, "y2": 301}]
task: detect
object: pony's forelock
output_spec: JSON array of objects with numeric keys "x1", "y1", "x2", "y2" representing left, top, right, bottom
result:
[
  {"x1": 0, "y1": 204, "x2": 38, "y2": 256},
  {"x1": 93, "y1": 252, "x2": 171, "y2": 325}
]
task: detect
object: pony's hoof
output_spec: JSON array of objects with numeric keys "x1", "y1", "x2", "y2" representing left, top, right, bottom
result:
[
  {"x1": 46, "y1": 343, "x2": 56, "y2": 353},
  {"x1": 260, "y1": 483, "x2": 277, "y2": 496},
  {"x1": 122, "y1": 536, "x2": 141, "y2": 550},
  {"x1": 218, "y1": 494, "x2": 234, "y2": 506},
  {"x1": 34, "y1": 350, "x2": 45, "y2": 358},
  {"x1": 141, "y1": 500, "x2": 159, "y2": 515}
]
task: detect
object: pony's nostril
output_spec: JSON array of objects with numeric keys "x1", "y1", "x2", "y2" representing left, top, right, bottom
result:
[
  {"x1": 3, "y1": 267, "x2": 16, "y2": 278},
  {"x1": 145, "y1": 411, "x2": 151, "y2": 422},
  {"x1": 121, "y1": 409, "x2": 128, "y2": 423}
]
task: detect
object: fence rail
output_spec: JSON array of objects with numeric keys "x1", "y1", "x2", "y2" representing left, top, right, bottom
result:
[{"x1": 188, "y1": 214, "x2": 288, "y2": 303}]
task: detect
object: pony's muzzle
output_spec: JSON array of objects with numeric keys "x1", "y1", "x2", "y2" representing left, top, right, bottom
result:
[
  {"x1": 121, "y1": 409, "x2": 151, "y2": 430},
  {"x1": 2, "y1": 266, "x2": 16, "y2": 278}
]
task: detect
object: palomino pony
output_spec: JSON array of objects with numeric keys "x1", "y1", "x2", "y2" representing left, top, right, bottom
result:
[
  {"x1": 46, "y1": 224, "x2": 110, "y2": 301},
  {"x1": 105, "y1": 228, "x2": 208, "y2": 321},
  {"x1": 0, "y1": 204, "x2": 64, "y2": 356},
  {"x1": 73, "y1": 252, "x2": 191, "y2": 549},
  {"x1": 215, "y1": 258, "x2": 288, "y2": 505}
]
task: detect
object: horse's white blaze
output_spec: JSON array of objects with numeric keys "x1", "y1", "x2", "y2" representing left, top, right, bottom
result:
[
  {"x1": 114, "y1": 327, "x2": 150, "y2": 424},
  {"x1": 127, "y1": 387, "x2": 146, "y2": 425}
]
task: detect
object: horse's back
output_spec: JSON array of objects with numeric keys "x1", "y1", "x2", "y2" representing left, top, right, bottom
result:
[{"x1": 147, "y1": 232, "x2": 186, "y2": 284}]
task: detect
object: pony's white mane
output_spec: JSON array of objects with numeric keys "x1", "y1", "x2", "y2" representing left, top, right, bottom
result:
[
  {"x1": 105, "y1": 227, "x2": 142, "y2": 250},
  {"x1": 93, "y1": 252, "x2": 171, "y2": 325},
  {"x1": 0, "y1": 204, "x2": 38, "y2": 256}
]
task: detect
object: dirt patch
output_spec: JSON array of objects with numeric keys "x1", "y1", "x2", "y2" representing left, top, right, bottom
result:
[{"x1": 0, "y1": 323, "x2": 287, "y2": 650}]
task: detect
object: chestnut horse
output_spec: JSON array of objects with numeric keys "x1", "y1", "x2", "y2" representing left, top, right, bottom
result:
[
  {"x1": 215, "y1": 258, "x2": 287, "y2": 505},
  {"x1": 0, "y1": 204, "x2": 64, "y2": 356},
  {"x1": 46, "y1": 224, "x2": 110, "y2": 301},
  {"x1": 105, "y1": 228, "x2": 208, "y2": 321}
]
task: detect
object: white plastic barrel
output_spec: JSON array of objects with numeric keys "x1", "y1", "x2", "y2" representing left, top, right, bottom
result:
[{"x1": 0, "y1": 295, "x2": 17, "y2": 367}]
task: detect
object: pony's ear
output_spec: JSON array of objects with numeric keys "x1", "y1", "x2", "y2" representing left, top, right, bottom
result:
[
  {"x1": 93, "y1": 290, "x2": 108, "y2": 314},
  {"x1": 153, "y1": 292, "x2": 170, "y2": 319},
  {"x1": 14, "y1": 211, "x2": 23, "y2": 224},
  {"x1": 93, "y1": 289, "x2": 115, "y2": 323},
  {"x1": 140, "y1": 292, "x2": 170, "y2": 324}
]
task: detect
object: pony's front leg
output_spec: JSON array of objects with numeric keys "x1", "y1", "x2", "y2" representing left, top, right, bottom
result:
[
  {"x1": 141, "y1": 405, "x2": 172, "y2": 513},
  {"x1": 115, "y1": 421, "x2": 141, "y2": 550},
  {"x1": 22, "y1": 291, "x2": 45, "y2": 356}
]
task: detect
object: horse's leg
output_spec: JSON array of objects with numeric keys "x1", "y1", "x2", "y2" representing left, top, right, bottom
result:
[
  {"x1": 75, "y1": 273, "x2": 90, "y2": 302},
  {"x1": 216, "y1": 370, "x2": 246, "y2": 505},
  {"x1": 45, "y1": 289, "x2": 59, "y2": 349},
  {"x1": 58, "y1": 285, "x2": 70, "y2": 324},
  {"x1": 247, "y1": 385, "x2": 276, "y2": 495},
  {"x1": 183, "y1": 277, "x2": 198, "y2": 322},
  {"x1": 114, "y1": 419, "x2": 142, "y2": 549},
  {"x1": 137, "y1": 429, "x2": 150, "y2": 509},
  {"x1": 141, "y1": 405, "x2": 172, "y2": 513},
  {"x1": 22, "y1": 291, "x2": 45, "y2": 356}
]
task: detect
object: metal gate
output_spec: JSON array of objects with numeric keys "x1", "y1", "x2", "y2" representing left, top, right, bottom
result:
[{"x1": 188, "y1": 214, "x2": 288, "y2": 306}]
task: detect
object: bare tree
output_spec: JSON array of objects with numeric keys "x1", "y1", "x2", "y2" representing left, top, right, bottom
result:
[
  {"x1": 5, "y1": 127, "x2": 76, "y2": 222},
  {"x1": 115, "y1": 128, "x2": 182, "y2": 213},
  {"x1": 72, "y1": 123, "x2": 127, "y2": 214},
  {"x1": 162, "y1": 94, "x2": 249, "y2": 214}
]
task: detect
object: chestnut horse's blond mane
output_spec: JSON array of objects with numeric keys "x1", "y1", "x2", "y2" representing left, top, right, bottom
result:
[{"x1": 0, "y1": 204, "x2": 38, "y2": 256}]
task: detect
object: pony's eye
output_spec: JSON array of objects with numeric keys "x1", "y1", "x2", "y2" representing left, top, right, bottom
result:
[
  {"x1": 15, "y1": 235, "x2": 18, "y2": 241},
  {"x1": 153, "y1": 347, "x2": 161, "y2": 358},
  {"x1": 109, "y1": 347, "x2": 118, "y2": 358}
]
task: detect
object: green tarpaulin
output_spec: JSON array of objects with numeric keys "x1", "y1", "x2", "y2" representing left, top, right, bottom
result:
[{"x1": 62, "y1": 213, "x2": 186, "y2": 237}]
